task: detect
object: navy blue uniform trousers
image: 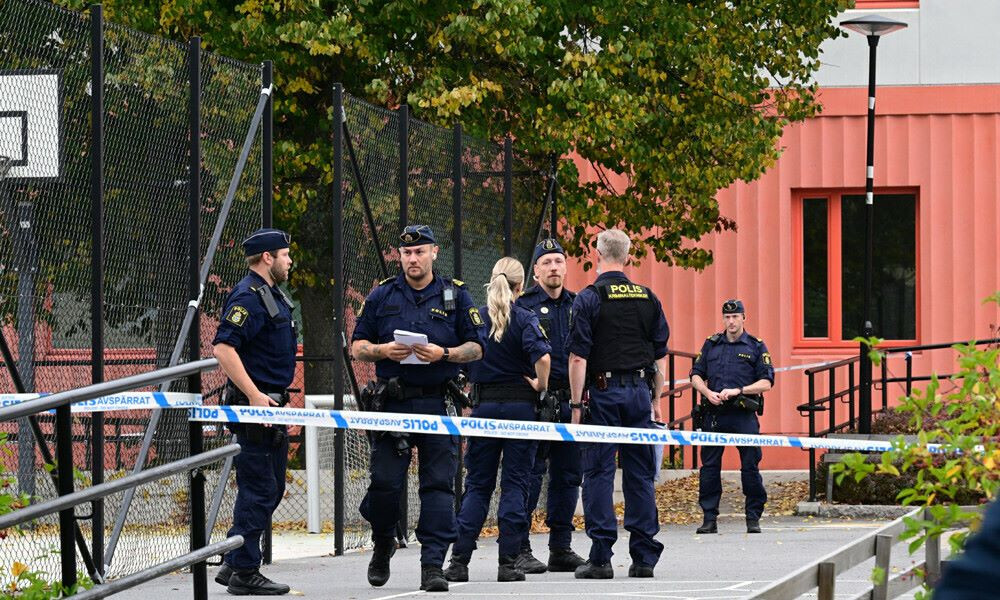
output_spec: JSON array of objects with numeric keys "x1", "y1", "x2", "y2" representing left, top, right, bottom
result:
[
  {"x1": 698, "y1": 410, "x2": 767, "y2": 520},
  {"x1": 226, "y1": 430, "x2": 289, "y2": 570},
  {"x1": 582, "y1": 381, "x2": 663, "y2": 566},
  {"x1": 523, "y1": 402, "x2": 581, "y2": 551},
  {"x1": 360, "y1": 395, "x2": 458, "y2": 567},
  {"x1": 453, "y1": 401, "x2": 537, "y2": 558}
]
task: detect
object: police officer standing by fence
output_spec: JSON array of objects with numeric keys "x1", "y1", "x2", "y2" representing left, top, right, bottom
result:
[
  {"x1": 690, "y1": 299, "x2": 774, "y2": 535},
  {"x1": 515, "y1": 239, "x2": 586, "y2": 574},
  {"x1": 444, "y1": 257, "x2": 551, "y2": 583},
  {"x1": 212, "y1": 228, "x2": 296, "y2": 596},
  {"x1": 351, "y1": 225, "x2": 486, "y2": 592},
  {"x1": 568, "y1": 228, "x2": 668, "y2": 579}
]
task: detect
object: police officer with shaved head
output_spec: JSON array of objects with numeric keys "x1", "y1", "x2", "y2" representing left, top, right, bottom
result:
[
  {"x1": 514, "y1": 239, "x2": 586, "y2": 574},
  {"x1": 690, "y1": 299, "x2": 774, "y2": 535},
  {"x1": 212, "y1": 228, "x2": 296, "y2": 595},
  {"x1": 568, "y1": 228, "x2": 669, "y2": 579},
  {"x1": 351, "y1": 225, "x2": 486, "y2": 593}
]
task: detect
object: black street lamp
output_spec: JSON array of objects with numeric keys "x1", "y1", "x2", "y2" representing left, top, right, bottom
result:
[{"x1": 840, "y1": 14, "x2": 907, "y2": 434}]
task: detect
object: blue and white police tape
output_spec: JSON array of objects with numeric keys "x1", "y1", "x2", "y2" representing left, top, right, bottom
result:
[
  {"x1": 1, "y1": 392, "x2": 202, "y2": 413},
  {"x1": 187, "y1": 405, "x2": 952, "y2": 453}
]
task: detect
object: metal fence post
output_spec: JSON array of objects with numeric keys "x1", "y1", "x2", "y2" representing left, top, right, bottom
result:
[
  {"x1": 398, "y1": 104, "x2": 408, "y2": 231},
  {"x1": 503, "y1": 137, "x2": 513, "y2": 255},
  {"x1": 187, "y1": 36, "x2": 209, "y2": 600},
  {"x1": 808, "y1": 371, "x2": 817, "y2": 501},
  {"x1": 89, "y1": 2, "x2": 106, "y2": 579},
  {"x1": 332, "y1": 82, "x2": 346, "y2": 557},
  {"x1": 452, "y1": 123, "x2": 463, "y2": 513},
  {"x1": 262, "y1": 61, "x2": 273, "y2": 228}
]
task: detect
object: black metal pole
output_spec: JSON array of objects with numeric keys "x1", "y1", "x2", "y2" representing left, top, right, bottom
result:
[
  {"x1": 187, "y1": 37, "x2": 208, "y2": 600},
  {"x1": 549, "y1": 155, "x2": 558, "y2": 238},
  {"x1": 808, "y1": 372, "x2": 816, "y2": 502},
  {"x1": 262, "y1": 60, "x2": 273, "y2": 228},
  {"x1": 503, "y1": 137, "x2": 513, "y2": 255},
  {"x1": 859, "y1": 35, "x2": 880, "y2": 435},
  {"x1": 56, "y1": 402, "x2": 76, "y2": 588},
  {"x1": 398, "y1": 104, "x2": 409, "y2": 231},
  {"x1": 332, "y1": 83, "x2": 346, "y2": 557},
  {"x1": 342, "y1": 120, "x2": 389, "y2": 278},
  {"x1": 452, "y1": 123, "x2": 463, "y2": 513},
  {"x1": 89, "y1": 2, "x2": 106, "y2": 579}
]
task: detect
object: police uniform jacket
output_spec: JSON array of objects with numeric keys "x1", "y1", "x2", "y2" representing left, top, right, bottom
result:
[
  {"x1": 352, "y1": 273, "x2": 485, "y2": 386},
  {"x1": 515, "y1": 285, "x2": 574, "y2": 387},
  {"x1": 212, "y1": 271, "x2": 297, "y2": 391},
  {"x1": 690, "y1": 331, "x2": 774, "y2": 392},
  {"x1": 567, "y1": 271, "x2": 669, "y2": 372},
  {"x1": 468, "y1": 304, "x2": 551, "y2": 385}
]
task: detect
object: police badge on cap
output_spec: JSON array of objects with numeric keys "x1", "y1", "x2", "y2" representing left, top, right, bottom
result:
[
  {"x1": 242, "y1": 228, "x2": 291, "y2": 256},
  {"x1": 531, "y1": 238, "x2": 565, "y2": 265},
  {"x1": 722, "y1": 299, "x2": 745, "y2": 314},
  {"x1": 400, "y1": 224, "x2": 436, "y2": 247}
]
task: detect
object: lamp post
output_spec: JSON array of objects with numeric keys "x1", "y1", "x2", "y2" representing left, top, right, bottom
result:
[{"x1": 840, "y1": 14, "x2": 907, "y2": 434}]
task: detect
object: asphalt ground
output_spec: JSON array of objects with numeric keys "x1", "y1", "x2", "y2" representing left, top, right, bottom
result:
[{"x1": 112, "y1": 515, "x2": 939, "y2": 599}]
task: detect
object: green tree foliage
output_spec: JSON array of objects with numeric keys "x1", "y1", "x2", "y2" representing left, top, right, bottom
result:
[{"x1": 61, "y1": 0, "x2": 850, "y2": 271}]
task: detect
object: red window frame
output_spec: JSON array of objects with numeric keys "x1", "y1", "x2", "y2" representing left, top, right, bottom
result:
[{"x1": 792, "y1": 187, "x2": 921, "y2": 351}]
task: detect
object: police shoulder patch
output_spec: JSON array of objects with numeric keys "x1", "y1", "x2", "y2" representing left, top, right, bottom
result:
[
  {"x1": 762, "y1": 352, "x2": 772, "y2": 365},
  {"x1": 469, "y1": 306, "x2": 485, "y2": 327},
  {"x1": 225, "y1": 305, "x2": 250, "y2": 327},
  {"x1": 379, "y1": 277, "x2": 394, "y2": 286},
  {"x1": 357, "y1": 300, "x2": 365, "y2": 318},
  {"x1": 537, "y1": 323, "x2": 548, "y2": 339},
  {"x1": 452, "y1": 279, "x2": 465, "y2": 287}
]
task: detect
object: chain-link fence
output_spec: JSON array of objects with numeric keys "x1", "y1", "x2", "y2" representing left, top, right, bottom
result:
[
  {"x1": 0, "y1": 0, "x2": 263, "y2": 582},
  {"x1": 298, "y1": 93, "x2": 552, "y2": 550}
]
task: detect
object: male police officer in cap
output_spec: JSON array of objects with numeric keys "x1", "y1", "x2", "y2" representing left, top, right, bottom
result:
[
  {"x1": 212, "y1": 227, "x2": 296, "y2": 595},
  {"x1": 514, "y1": 238, "x2": 586, "y2": 574},
  {"x1": 351, "y1": 224, "x2": 486, "y2": 592},
  {"x1": 690, "y1": 299, "x2": 774, "y2": 535},
  {"x1": 568, "y1": 228, "x2": 668, "y2": 579}
]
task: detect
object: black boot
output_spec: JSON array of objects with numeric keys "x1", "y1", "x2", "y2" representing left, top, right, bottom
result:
[
  {"x1": 498, "y1": 554, "x2": 526, "y2": 582},
  {"x1": 514, "y1": 549, "x2": 547, "y2": 574},
  {"x1": 215, "y1": 564, "x2": 233, "y2": 586},
  {"x1": 420, "y1": 565, "x2": 449, "y2": 592},
  {"x1": 574, "y1": 561, "x2": 614, "y2": 579},
  {"x1": 444, "y1": 553, "x2": 471, "y2": 582},
  {"x1": 746, "y1": 519, "x2": 762, "y2": 534},
  {"x1": 628, "y1": 563, "x2": 654, "y2": 578},
  {"x1": 696, "y1": 518, "x2": 718, "y2": 534},
  {"x1": 547, "y1": 547, "x2": 586, "y2": 572},
  {"x1": 367, "y1": 536, "x2": 396, "y2": 587},
  {"x1": 226, "y1": 569, "x2": 290, "y2": 596}
]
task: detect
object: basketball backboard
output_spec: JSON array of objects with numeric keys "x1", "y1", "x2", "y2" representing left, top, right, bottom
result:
[{"x1": 0, "y1": 70, "x2": 61, "y2": 180}]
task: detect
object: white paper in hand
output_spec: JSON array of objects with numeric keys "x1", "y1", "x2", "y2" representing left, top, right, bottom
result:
[{"x1": 394, "y1": 329, "x2": 429, "y2": 365}]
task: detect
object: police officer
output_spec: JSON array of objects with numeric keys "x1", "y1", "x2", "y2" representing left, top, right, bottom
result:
[
  {"x1": 514, "y1": 239, "x2": 586, "y2": 574},
  {"x1": 568, "y1": 229, "x2": 668, "y2": 579},
  {"x1": 444, "y1": 257, "x2": 551, "y2": 583},
  {"x1": 351, "y1": 225, "x2": 486, "y2": 592},
  {"x1": 934, "y1": 498, "x2": 1000, "y2": 599},
  {"x1": 690, "y1": 299, "x2": 774, "y2": 535},
  {"x1": 212, "y1": 228, "x2": 296, "y2": 596}
]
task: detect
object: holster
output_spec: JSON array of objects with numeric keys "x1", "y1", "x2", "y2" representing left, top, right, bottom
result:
[
  {"x1": 222, "y1": 383, "x2": 288, "y2": 446},
  {"x1": 691, "y1": 403, "x2": 705, "y2": 430},
  {"x1": 731, "y1": 393, "x2": 764, "y2": 415}
]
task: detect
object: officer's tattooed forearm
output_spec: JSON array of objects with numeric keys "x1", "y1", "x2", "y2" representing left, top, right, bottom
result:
[
  {"x1": 353, "y1": 341, "x2": 383, "y2": 362},
  {"x1": 448, "y1": 341, "x2": 482, "y2": 363}
]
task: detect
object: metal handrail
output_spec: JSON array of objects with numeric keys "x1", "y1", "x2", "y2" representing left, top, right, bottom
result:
[
  {"x1": 0, "y1": 444, "x2": 239, "y2": 530},
  {"x1": 0, "y1": 358, "x2": 219, "y2": 422}
]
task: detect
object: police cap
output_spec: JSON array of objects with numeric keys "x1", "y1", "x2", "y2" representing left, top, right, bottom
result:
[
  {"x1": 242, "y1": 228, "x2": 291, "y2": 257},
  {"x1": 399, "y1": 224, "x2": 436, "y2": 247},
  {"x1": 531, "y1": 238, "x2": 565, "y2": 265},
  {"x1": 722, "y1": 299, "x2": 745, "y2": 315}
]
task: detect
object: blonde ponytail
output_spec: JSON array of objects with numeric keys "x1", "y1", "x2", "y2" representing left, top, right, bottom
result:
[{"x1": 485, "y1": 257, "x2": 524, "y2": 342}]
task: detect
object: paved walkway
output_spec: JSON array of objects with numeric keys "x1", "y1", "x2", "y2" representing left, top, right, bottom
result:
[{"x1": 113, "y1": 515, "x2": 939, "y2": 599}]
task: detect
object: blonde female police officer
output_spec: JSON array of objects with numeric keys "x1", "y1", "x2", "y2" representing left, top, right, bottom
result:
[
  {"x1": 689, "y1": 299, "x2": 774, "y2": 535},
  {"x1": 443, "y1": 257, "x2": 551, "y2": 583},
  {"x1": 212, "y1": 228, "x2": 296, "y2": 596},
  {"x1": 351, "y1": 225, "x2": 486, "y2": 593}
]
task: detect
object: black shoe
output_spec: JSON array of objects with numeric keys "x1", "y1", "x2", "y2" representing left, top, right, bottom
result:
[
  {"x1": 514, "y1": 550, "x2": 547, "y2": 574},
  {"x1": 547, "y1": 547, "x2": 586, "y2": 572},
  {"x1": 574, "y1": 561, "x2": 614, "y2": 579},
  {"x1": 226, "y1": 570, "x2": 290, "y2": 596},
  {"x1": 420, "y1": 565, "x2": 449, "y2": 592},
  {"x1": 628, "y1": 563, "x2": 654, "y2": 578},
  {"x1": 696, "y1": 518, "x2": 718, "y2": 534},
  {"x1": 215, "y1": 564, "x2": 233, "y2": 586},
  {"x1": 444, "y1": 553, "x2": 471, "y2": 582},
  {"x1": 747, "y1": 519, "x2": 762, "y2": 534},
  {"x1": 499, "y1": 554, "x2": 526, "y2": 582},
  {"x1": 367, "y1": 537, "x2": 396, "y2": 587}
]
